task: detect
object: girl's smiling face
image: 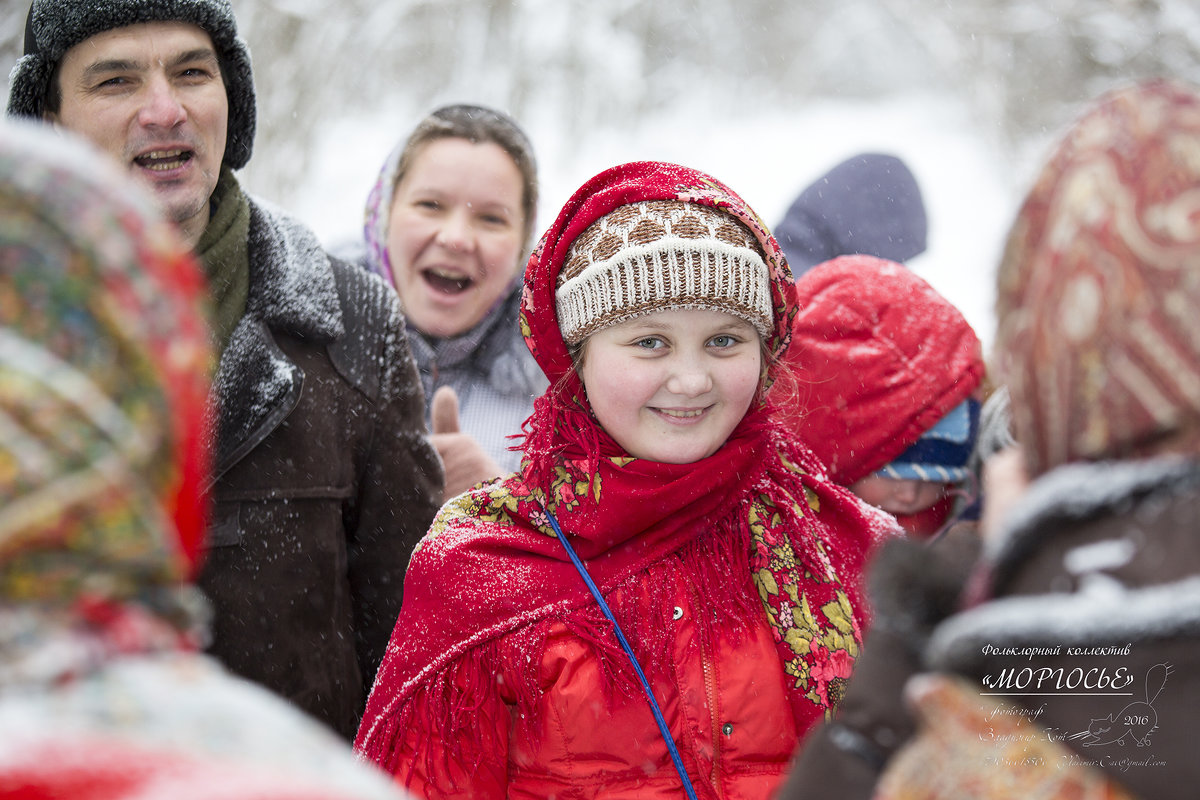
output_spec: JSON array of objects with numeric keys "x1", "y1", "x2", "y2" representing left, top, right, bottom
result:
[{"x1": 579, "y1": 308, "x2": 763, "y2": 464}]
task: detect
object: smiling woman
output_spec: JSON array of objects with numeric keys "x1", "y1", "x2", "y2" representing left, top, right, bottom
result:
[
  {"x1": 350, "y1": 104, "x2": 545, "y2": 488},
  {"x1": 386, "y1": 137, "x2": 524, "y2": 337}
]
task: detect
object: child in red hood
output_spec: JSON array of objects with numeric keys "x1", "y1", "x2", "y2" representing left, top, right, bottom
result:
[{"x1": 780, "y1": 255, "x2": 986, "y2": 537}]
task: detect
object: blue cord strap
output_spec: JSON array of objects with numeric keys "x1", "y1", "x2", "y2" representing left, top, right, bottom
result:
[{"x1": 541, "y1": 505, "x2": 700, "y2": 800}]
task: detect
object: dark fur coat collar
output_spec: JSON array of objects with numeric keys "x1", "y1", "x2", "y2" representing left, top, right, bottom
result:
[{"x1": 205, "y1": 189, "x2": 344, "y2": 483}]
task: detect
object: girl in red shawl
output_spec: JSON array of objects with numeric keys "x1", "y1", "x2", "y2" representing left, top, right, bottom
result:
[{"x1": 355, "y1": 162, "x2": 897, "y2": 799}]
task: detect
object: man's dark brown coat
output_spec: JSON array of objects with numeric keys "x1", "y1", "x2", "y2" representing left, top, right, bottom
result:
[{"x1": 198, "y1": 194, "x2": 442, "y2": 740}]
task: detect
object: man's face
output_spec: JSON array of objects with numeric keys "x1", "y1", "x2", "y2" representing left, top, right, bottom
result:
[{"x1": 50, "y1": 21, "x2": 228, "y2": 248}]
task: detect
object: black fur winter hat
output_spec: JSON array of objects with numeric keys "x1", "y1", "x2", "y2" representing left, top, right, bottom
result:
[{"x1": 7, "y1": 0, "x2": 256, "y2": 170}]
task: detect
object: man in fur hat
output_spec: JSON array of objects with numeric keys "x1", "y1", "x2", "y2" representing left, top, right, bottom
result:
[{"x1": 7, "y1": 0, "x2": 443, "y2": 741}]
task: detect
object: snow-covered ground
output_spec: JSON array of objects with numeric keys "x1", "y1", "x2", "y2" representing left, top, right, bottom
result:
[{"x1": 292, "y1": 91, "x2": 1042, "y2": 353}]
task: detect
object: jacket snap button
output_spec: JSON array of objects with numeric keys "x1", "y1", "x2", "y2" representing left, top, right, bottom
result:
[
  {"x1": 722, "y1": 722, "x2": 733, "y2": 736},
  {"x1": 672, "y1": 606, "x2": 684, "y2": 620}
]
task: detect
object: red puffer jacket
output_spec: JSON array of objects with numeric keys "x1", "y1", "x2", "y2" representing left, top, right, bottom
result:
[
  {"x1": 779, "y1": 255, "x2": 985, "y2": 531},
  {"x1": 357, "y1": 431, "x2": 899, "y2": 799},
  {"x1": 393, "y1": 555, "x2": 812, "y2": 799}
]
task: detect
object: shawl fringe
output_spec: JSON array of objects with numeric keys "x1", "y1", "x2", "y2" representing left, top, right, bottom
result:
[{"x1": 361, "y1": 509, "x2": 769, "y2": 780}]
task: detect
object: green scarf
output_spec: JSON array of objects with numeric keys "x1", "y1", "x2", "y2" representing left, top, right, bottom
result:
[{"x1": 196, "y1": 167, "x2": 250, "y2": 353}]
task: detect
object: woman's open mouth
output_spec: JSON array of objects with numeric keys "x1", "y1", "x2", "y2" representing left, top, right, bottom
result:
[{"x1": 422, "y1": 268, "x2": 473, "y2": 295}]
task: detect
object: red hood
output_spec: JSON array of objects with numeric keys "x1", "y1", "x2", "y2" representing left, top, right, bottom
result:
[{"x1": 780, "y1": 255, "x2": 985, "y2": 486}]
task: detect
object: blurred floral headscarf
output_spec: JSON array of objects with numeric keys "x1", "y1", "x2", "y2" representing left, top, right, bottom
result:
[
  {"x1": 995, "y1": 79, "x2": 1200, "y2": 477},
  {"x1": 0, "y1": 121, "x2": 213, "y2": 611}
]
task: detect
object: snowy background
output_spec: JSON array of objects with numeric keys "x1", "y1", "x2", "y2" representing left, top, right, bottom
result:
[
  {"x1": 5, "y1": 0, "x2": 1200, "y2": 352},
  {"x1": 297, "y1": 90, "x2": 1016, "y2": 351}
]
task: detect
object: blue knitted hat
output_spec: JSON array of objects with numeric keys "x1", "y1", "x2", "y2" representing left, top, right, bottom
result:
[{"x1": 878, "y1": 399, "x2": 980, "y2": 483}]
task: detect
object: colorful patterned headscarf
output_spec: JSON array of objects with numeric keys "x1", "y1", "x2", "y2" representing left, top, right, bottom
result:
[
  {"x1": 361, "y1": 142, "x2": 404, "y2": 285},
  {"x1": 995, "y1": 79, "x2": 1200, "y2": 477},
  {"x1": 0, "y1": 121, "x2": 212, "y2": 608}
]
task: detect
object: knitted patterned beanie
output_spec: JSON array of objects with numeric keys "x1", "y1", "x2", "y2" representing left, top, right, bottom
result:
[
  {"x1": 7, "y1": 0, "x2": 256, "y2": 170},
  {"x1": 556, "y1": 200, "x2": 773, "y2": 345}
]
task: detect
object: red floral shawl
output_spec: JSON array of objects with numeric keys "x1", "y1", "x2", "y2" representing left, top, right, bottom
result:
[{"x1": 356, "y1": 162, "x2": 898, "y2": 772}]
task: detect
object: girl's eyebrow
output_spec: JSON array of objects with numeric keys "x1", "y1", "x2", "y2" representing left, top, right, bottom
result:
[
  {"x1": 617, "y1": 315, "x2": 757, "y2": 334},
  {"x1": 616, "y1": 324, "x2": 671, "y2": 339},
  {"x1": 717, "y1": 317, "x2": 757, "y2": 331},
  {"x1": 694, "y1": 320, "x2": 757, "y2": 336}
]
